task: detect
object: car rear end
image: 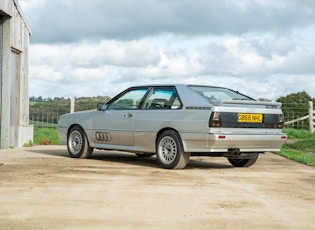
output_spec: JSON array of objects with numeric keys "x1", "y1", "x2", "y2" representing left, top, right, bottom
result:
[
  {"x1": 184, "y1": 85, "x2": 287, "y2": 156},
  {"x1": 207, "y1": 99, "x2": 287, "y2": 154}
]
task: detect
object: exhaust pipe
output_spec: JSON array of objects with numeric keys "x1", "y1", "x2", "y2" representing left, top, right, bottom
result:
[{"x1": 226, "y1": 148, "x2": 259, "y2": 159}]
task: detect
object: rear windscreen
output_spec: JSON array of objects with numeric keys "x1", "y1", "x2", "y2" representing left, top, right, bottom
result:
[{"x1": 188, "y1": 86, "x2": 254, "y2": 102}]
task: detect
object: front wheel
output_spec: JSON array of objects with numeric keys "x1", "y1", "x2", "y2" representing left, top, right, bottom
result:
[
  {"x1": 67, "y1": 126, "x2": 93, "y2": 158},
  {"x1": 156, "y1": 130, "x2": 190, "y2": 169},
  {"x1": 228, "y1": 155, "x2": 258, "y2": 167}
]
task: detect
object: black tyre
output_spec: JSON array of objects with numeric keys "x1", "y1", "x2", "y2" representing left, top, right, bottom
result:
[
  {"x1": 228, "y1": 155, "x2": 258, "y2": 167},
  {"x1": 156, "y1": 130, "x2": 190, "y2": 169},
  {"x1": 67, "y1": 126, "x2": 93, "y2": 158}
]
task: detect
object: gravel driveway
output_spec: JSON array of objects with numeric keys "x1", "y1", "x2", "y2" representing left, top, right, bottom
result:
[{"x1": 0, "y1": 145, "x2": 314, "y2": 229}]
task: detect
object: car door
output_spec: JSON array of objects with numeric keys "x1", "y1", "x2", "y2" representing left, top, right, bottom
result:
[
  {"x1": 133, "y1": 87, "x2": 183, "y2": 150},
  {"x1": 92, "y1": 87, "x2": 149, "y2": 146}
]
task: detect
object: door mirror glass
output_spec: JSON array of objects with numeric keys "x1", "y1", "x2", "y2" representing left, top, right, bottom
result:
[{"x1": 97, "y1": 103, "x2": 106, "y2": 111}]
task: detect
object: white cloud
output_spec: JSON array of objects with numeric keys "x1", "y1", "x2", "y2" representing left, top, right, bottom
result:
[
  {"x1": 19, "y1": 0, "x2": 315, "y2": 100},
  {"x1": 20, "y1": 0, "x2": 315, "y2": 43},
  {"x1": 28, "y1": 33, "x2": 315, "y2": 100}
]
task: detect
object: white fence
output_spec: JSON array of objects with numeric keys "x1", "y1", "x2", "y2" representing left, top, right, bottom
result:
[{"x1": 284, "y1": 101, "x2": 314, "y2": 133}]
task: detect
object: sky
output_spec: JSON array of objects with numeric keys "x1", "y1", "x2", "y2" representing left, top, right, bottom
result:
[{"x1": 19, "y1": 0, "x2": 315, "y2": 101}]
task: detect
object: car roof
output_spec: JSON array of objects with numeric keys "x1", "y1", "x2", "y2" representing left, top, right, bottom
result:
[
  {"x1": 130, "y1": 83, "x2": 224, "y2": 88},
  {"x1": 129, "y1": 84, "x2": 217, "y2": 107}
]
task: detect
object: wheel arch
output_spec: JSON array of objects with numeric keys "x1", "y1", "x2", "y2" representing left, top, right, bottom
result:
[
  {"x1": 155, "y1": 128, "x2": 190, "y2": 169},
  {"x1": 156, "y1": 127, "x2": 182, "y2": 147},
  {"x1": 67, "y1": 124, "x2": 90, "y2": 144},
  {"x1": 67, "y1": 124, "x2": 82, "y2": 137},
  {"x1": 67, "y1": 124, "x2": 93, "y2": 158}
]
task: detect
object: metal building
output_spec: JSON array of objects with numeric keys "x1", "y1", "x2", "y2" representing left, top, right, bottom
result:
[{"x1": 0, "y1": 0, "x2": 33, "y2": 148}]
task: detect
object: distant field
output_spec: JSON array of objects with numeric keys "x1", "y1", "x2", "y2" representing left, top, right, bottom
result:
[{"x1": 29, "y1": 100, "x2": 38, "y2": 106}]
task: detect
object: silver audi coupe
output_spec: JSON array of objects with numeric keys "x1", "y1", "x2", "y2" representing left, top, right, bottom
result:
[{"x1": 57, "y1": 84, "x2": 287, "y2": 169}]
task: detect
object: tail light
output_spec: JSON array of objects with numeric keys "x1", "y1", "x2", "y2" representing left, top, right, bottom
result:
[
  {"x1": 277, "y1": 114, "x2": 284, "y2": 128},
  {"x1": 209, "y1": 112, "x2": 221, "y2": 127}
]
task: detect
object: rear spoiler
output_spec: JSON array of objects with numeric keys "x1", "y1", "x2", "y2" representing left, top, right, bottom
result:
[{"x1": 214, "y1": 100, "x2": 282, "y2": 109}]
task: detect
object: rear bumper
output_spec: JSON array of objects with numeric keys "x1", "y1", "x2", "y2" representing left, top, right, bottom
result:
[{"x1": 181, "y1": 132, "x2": 287, "y2": 153}]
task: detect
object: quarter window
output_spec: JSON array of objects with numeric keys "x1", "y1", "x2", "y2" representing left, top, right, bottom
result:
[{"x1": 143, "y1": 87, "x2": 182, "y2": 110}]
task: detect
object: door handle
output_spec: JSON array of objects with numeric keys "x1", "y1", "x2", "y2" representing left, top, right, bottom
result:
[{"x1": 124, "y1": 113, "x2": 133, "y2": 118}]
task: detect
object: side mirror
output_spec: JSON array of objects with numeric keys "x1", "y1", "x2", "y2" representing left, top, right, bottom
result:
[{"x1": 97, "y1": 103, "x2": 106, "y2": 111}]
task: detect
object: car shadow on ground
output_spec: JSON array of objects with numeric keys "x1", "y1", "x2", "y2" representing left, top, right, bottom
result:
[
  {"x1": 91, "y1": 152, "x2": 160, "y2": 168},
  {"x1": 187, "y1": 159, "x2": 233, "y2": 169},
  {"x1": 28, "y1": 148, "x2": 233, "y2": 170},
  {"x1": 29, "y1": 148, "x2": 69, "y2": 158}
]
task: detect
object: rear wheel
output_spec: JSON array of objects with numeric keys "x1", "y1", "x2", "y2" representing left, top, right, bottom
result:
[
  {"x1": 228, "y1": 155, "x2": 258, "y2": 167},
  {"x1": 67, "y1": 126, "x2": 93, "y2": 158},
  {"x1": 156, "y1": 130, "x2": 190, "y2": 169}
]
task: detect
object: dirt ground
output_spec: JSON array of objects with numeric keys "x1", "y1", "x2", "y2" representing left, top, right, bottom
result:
[{"x1": 0, "y1": 145, "x2": 314, "y2": 230}]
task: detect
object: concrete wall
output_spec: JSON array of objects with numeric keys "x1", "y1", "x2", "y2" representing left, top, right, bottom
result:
[{"x1": 0, "y1": 0, "x2": 33, "y2": 148}]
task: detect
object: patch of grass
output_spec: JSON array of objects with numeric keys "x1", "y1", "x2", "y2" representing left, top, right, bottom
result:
[
  {"x1": 34, "y1": 128, "x2": 60, "y2": 145},
  {"x1": 278, "y1": 147, "x2": 315, "y2": 166},
  {"x1": 283, "y1": 139, "x2": 315, "y2": 153},
  {"x1": 29, "y1": 120, "x2": 58, "y2": 128},
  {"x1": 23, "y1": 140, "x2": 35, "y2": 147},
  {"x1": 279, "y1": 128, "x2": 315, "y2": 166},
  {"x1": 283, "y1": 127, "x2": 315, "y2": 139}
]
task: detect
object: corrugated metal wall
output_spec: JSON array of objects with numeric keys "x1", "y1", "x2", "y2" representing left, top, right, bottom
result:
[
  {"x1": 0, "y1": 1, "x2": 33, "y2": 148},
  {"x1": 0, "y1": 15, "x2": 2, "y2": 128},
  {"x1": 10, "y1": 51, "x2": 20, "y2": 147}
]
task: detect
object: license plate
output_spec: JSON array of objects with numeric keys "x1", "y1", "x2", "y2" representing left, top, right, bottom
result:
[{"x1": 238, "y1": 113, "x2": 263, "y2": 123}]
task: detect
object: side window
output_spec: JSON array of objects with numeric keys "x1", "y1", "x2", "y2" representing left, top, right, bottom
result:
[
  {"x1": 107, "y1": 89, "x2": 148, "y2": 110},
  {"x1": 143, "y1": 87, "x2": 182, "y2": 110}
]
